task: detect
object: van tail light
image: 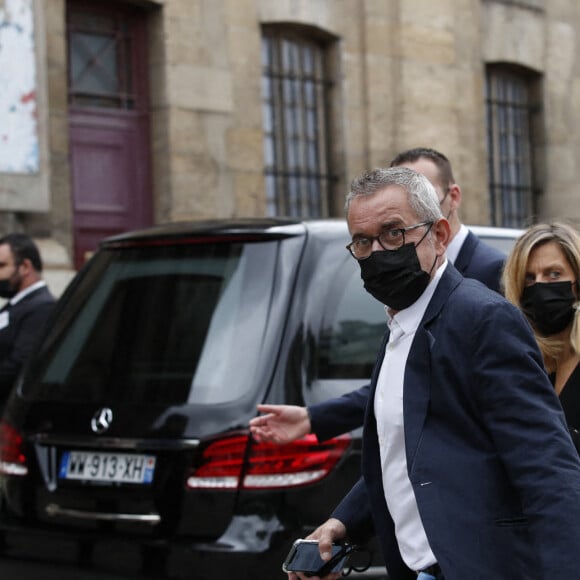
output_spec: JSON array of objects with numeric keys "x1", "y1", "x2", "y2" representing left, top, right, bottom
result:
[
  {"x1": 0, "y1": 421, "x2": 28, "y2": 476},
  {"x1": 186, "y1": 433, "x2": 350, "y2": 490}
]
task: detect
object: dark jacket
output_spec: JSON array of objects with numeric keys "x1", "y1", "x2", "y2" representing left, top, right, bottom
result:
[
  {"x1": 453, "y1": 229, "x2": 505, "y2": 293},
  {"x1": 309, "y1": 231, "x2": 506, "y2": 440},
  {"x1": 0, "y1": 285, "x2": 55, "y2": 404},
  {"x1": 332, "y1": 265, "x2": 580, "y2": 580}
]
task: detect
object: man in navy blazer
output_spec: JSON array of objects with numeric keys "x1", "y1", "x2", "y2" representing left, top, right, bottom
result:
[
  {"x1": 289, "y1": 167, "x2": 580, "y2": 580},
  {"x1": 250, "y1": 148, "x2": 509, "y2": 443},
  {"x1": 310, "y1": 148, "x2": 507, "y2": 440},
  {"x1": 0, "y1": 233, "x2": 55, "y2": 409}
]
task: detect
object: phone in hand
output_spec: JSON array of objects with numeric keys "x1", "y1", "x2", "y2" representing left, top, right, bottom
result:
[{"x1": 282, "y1": 539, "x2": 352, "y2": 577}]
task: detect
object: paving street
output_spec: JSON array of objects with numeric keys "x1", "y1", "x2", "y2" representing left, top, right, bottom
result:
[
  {"x1": 0, "y1": 533, "x2": 172, "y2": 580},
  {"x1": 0, "y1": 558, "x2": 132, "y2": 580}
]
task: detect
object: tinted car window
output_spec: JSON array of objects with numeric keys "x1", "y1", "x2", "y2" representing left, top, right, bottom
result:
[
  {"x1": 311, "y1": 226, "x2": 521, "y2": 402},
  {"x1": 295, "y1": 233, "x2": 385, "y2": 406},
  {"x1": 22, "y1": 241, "x2": 278, "y2": 405},
  {"x1": 318, "y1": 268, "x2": 385, "y2": 379},
  {"x1": 480, "y1": 236, "x2": 516, "y2": 254}
]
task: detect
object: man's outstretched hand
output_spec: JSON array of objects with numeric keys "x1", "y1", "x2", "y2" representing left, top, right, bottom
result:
[{"x1": 249, "y1": 404, "x2": 311, "y2": 444}]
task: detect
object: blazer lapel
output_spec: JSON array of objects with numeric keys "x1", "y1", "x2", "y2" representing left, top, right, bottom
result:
[
  {"x1": 453, "y1": 230, "x2": 477, "y2": 275},
  {"x1": 403, "y1": 327, "x2": 433, "y2": 469},
  {"x1": 403, "y1": 265, "x2": 463, "y2": 469},
  {"x1": 366, "y1": 330, "x2": 390, "y2": 415}
]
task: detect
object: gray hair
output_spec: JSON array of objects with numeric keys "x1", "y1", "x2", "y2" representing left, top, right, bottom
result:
[{"x1": 345, "y1": 166, "x2": 443, "y2": 223}]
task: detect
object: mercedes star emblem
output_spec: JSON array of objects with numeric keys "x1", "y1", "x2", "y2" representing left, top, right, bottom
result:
[{"x1": 91, "y1": 407, "x2": 113, "y2": 434}]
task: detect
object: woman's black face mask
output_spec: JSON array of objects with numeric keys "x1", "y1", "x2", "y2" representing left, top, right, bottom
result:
[{"x1": 520, "y1": 281, "x2": 577, "y2": 336}]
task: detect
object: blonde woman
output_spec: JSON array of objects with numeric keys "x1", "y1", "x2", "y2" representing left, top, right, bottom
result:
[{"x1": 503, "y1": 222, "x2": 580, "y2": 448}]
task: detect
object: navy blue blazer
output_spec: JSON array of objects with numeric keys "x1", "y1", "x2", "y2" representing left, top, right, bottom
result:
[
  {"x1": 310, "y1": 231, "x2": 506, "y2": 440},
  {"x1": 0, "y1": 285, "x2": 55, "y2": 405},
  {"x1": 332, "y1": 265, "x2": 580, "y2": 579},
  {"x1": 454, "y1": 229, "x2": 505, "y2": 293}
]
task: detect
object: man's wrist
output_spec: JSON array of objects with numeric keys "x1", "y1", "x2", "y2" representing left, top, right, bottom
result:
[{"x1": 305, "y1": 406, "x2": 313, "y2": 433}]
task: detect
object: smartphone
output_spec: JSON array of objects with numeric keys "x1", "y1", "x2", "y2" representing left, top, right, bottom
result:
[{"x1": 282, "y1": 539, "x2": 350, "y2": 577}]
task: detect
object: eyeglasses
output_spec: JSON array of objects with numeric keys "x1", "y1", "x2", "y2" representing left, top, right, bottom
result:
[{"x1": 346, "y1": 221, "x2": 433, "y2": 260}]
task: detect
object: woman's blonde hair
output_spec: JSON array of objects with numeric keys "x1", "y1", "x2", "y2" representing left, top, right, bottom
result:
[{"x1": 502, "y1": 222, "x2": 580, "y2": 372}]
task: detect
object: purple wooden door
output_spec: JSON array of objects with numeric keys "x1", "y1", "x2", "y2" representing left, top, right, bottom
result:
[{"x1": 67, "y1": 0, "x2": 152, "y2": 269}]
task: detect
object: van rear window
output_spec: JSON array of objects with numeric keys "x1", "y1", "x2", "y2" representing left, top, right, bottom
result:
[{"x1": 22, "y1": 241, "x2": 278, "y2": 405}]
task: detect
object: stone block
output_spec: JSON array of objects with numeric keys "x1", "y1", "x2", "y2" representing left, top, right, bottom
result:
[
  {"x1": 170, "y1": 153, "x2": 219, "y2": 218},
  {"x1": 400, "y1": 61, "x2": 457, "y2": 108},
  {"x1": 545, "y1": 20, "x2": 575, "y2": 92},
  {"x1": 48, "y1": 115, "x2": 69, "y2": 156},
  {"x1": 36, "y1": 237, "x2": 75, "y2": 297},
  {"x1": 258, "y1": 0, "x2": 342, "y2": 36},
  {"x1": 168, "y1": 110, "x2": 207, "y2": 156},
  {"x1": 483, "y1": 3, "x2": 545, "y2": 70},
  {"x1": 399, "y1": 25, "x2": 455, "y2": 65},
  {"x1": 226, "y1": 127, "x2": 265, "y2": 172},
  {"x1": 400, "y1": 0, "x2": 455, "y2": 30},
  {"x1": 364, "y1": 17, "x2": 397, "y2": 57},
  {"x1": 234, "y1": 171, "x2": 266, "y2": 216},
  {"x1": 225, "y1": 0, "x2": 259, "y2": 28},
  {"x1": 167, "y1": 64, "x2": 234, "y2": 113}
]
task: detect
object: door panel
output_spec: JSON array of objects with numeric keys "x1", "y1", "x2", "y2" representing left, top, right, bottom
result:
[
  {"x1": 70, "y1": 109, "x2": 148, "y2": 263},
  {"x1": 67, "y1": 1, "x2": 152, "y2": 269}
]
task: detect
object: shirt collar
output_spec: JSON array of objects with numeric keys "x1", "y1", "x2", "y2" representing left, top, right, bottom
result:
[
  {"x1": 445, "y1": 224, "x2": 469, "y2": 265},
  {"x1": 10, "y1": 280, "x2": 47, "y2": 306},
  {"x1": 387, "y1": 259, "x2": 448, "y2": 337}
]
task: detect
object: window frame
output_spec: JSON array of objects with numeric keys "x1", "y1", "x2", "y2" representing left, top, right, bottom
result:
[
  {"x1": 261, "y1": 25, "x2": 339, "y2": 218},
  {"x1": 485, "y1": 63, "x2": 542, "y2": 228}
]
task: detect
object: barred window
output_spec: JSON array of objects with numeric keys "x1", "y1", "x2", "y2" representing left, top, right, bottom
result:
[
  {"x1": 485, "y1": 65, "x2": 541, "y2": 227},
  {"x1": 261, "y1": 28, "x2": 336, "y2": 217},
  {"x1": 68, "y1": 7, "x2": 137, "y2": 110}
]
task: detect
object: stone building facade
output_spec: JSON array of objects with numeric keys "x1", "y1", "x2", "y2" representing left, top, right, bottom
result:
[{"x1": 0, "y1": 0, "x2": 578, "y2": 291}]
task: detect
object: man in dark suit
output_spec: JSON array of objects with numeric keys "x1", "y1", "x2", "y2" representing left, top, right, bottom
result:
[
  {"x1": 389, "y1": 147, "x2": 505, "y2": 292},
  {"x1": 250, "y1": 147, "x2": 509, "y2": 444},
  {"x1": 287, "y1": 167, "x2": 580, "y2": 579},
  {"x1": 0, "y1": 233, "x2": 55, "y2": 408}
]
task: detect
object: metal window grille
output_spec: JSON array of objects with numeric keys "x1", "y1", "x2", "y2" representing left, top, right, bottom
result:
[
  {"x1": 67, "y1": 8, "x2": 135, "y2": 110},
  {"x1": 486, "y1": 67, "x2": 538, "y2": 227},
  {"x1": 261, "y1": 31, "x2": 334, "y2": 218}
]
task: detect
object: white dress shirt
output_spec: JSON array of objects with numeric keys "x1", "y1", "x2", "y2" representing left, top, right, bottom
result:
[
  {"x1": 9, "y1": 280, "x2": 47, "y2": 306},
  {"x1": 373, "y1": 260, "x2": 447, "y2": 571},
  {"x1": 445, "y1": 224, "x2": 469, "y2": 266}
]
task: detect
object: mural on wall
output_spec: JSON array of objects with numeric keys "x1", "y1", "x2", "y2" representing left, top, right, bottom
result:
[{"x1": 0, "y1": 0, "x2": 39, "y2": 173}]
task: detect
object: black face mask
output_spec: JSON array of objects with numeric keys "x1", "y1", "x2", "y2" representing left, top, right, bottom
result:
[
  {"x1": 520, "y1": 281, "x2": 577, "y2": 336},
  {"x1": 359, "y1": 242, "x2": 432, "y2": 310},
  {"x1": 0, "y1": 265, "x2": 20, "y2": 300}
]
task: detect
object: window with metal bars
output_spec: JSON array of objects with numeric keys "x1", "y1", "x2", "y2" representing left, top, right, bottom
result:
[
  {"x1": 261, "y1": 28, "x2": 336, "y2": 218},
  {"x1": 67, "y1": 5, "x2": 138, "y2": 110},
  {"x1": 485, "y1": 65, "x2": 542, "y2": 227}
]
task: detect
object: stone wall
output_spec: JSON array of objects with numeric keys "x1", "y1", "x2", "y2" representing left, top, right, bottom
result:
[{"x1": 3, "y1": 0, "x2": 580, "y2": 286}]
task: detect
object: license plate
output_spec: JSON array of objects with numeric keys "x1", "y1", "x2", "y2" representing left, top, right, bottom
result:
[{"x1": 59, "y1": 450, "x2": 156, "y2": 484}]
